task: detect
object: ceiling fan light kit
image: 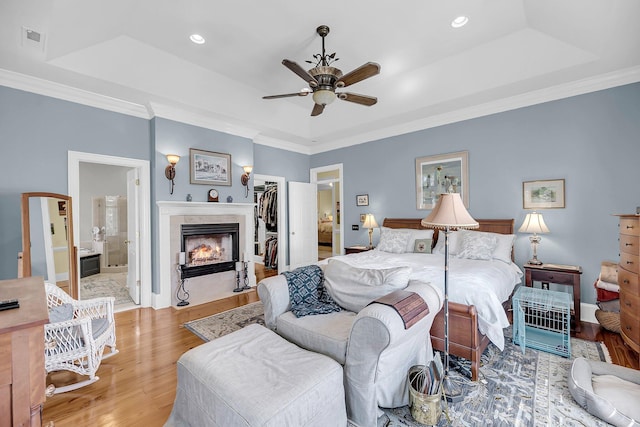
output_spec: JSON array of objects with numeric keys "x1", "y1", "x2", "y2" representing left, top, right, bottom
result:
[{"x1": 263, "y1": 25, "x2": 380, "y2": 116}]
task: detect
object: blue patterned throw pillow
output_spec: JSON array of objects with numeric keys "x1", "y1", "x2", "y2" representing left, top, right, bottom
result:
[{"x1": 282, "y1": 265, "x2": 341, "y2": 317}]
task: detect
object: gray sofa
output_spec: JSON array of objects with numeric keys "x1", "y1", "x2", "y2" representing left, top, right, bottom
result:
[{"x1": 257, "y1": 263, "x2": 443, "y2": 427}]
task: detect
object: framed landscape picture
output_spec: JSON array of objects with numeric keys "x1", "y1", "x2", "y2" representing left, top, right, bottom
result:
[
  {"x1": 189, "y1": 148, "x2": 231, "y2": 186},
  {"x1": 523, "y1": 179, "x2": 565, "y2": 209}
]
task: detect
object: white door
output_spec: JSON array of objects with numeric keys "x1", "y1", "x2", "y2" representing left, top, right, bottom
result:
[
  {"x1": 288, "y1": 181, "x2": 318, "y2": 269},
  {"x1": 126, "y1": 169, "x2": 141, "y2": 304}
]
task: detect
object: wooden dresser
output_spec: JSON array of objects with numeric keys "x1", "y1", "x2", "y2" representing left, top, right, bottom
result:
[
  {"x1": 616, "y1": 214, "x2": 640, "y2": 365},
  {"x1": 0, "y1": 276, "x2": 48, "y2": 427}
]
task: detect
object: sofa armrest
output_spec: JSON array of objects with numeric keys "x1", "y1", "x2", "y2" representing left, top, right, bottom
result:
[
  {"x1": 344, "y1": 280, "x2": 443, "y2": 427},
  {"x1": 257, "y1": 275, "x2": 291, "y2": 330}
]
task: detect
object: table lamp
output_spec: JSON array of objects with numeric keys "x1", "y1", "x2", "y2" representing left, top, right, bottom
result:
[
  {"x1": 362, "y1": 214, "x2": 378, "y2": 249},
  {"x1": 518, "y1": 211, "x2": 550, "y2": 265}
]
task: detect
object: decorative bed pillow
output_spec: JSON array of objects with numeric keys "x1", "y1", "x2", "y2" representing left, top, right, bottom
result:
[
  {"x1": 414, "y1": 239, "x2": 432, "y2": 253},
  {"x1": 377, "y1": 227, "x2": 411, "y2": 254},
  {"x1": 456, "y1": 229, "x2": 498, "y2": 260},
  {"x1": 433, "y1": 230, "x2": 461, "y2": 255},
  {"x1": 404, "y1": 229, "x2": 434, "y2": 253},
  {"x1": 324, "y1": 259, "x2": 411, "y2": 312}
]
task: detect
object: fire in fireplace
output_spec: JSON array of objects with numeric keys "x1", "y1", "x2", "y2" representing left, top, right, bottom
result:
[{"x1": 180, "y1": 223, "x2": 239, "y2": 279}]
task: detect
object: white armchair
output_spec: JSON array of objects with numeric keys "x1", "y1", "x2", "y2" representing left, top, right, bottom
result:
[
  {"x1": 258, "y1": 271, "x2": 443, "y2": 427},
  {"x1": 44, "y1": 282, "x2": 118, "y2": 394}
]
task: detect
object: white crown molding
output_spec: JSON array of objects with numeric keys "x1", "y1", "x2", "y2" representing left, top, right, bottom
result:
[
  {"x1": 148, "y1": 102, "x2": 259, "y2": 140},
  {"x1": 252, "y1": 134, "x2": 312, "y2": 155},
  {"x1": 309, "y1": 66, "x2": 640, "y2": 154},
  {"x1": 3, "y1": 66, "x2": 639, "y2": 155},
  {"x1": 0, "y1": 68, "x2": 150, "y2": 118}
]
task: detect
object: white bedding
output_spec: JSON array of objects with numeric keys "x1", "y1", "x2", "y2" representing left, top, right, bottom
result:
[{"x1": 323, "y1": 250, "x2": 523, "y2": 350}]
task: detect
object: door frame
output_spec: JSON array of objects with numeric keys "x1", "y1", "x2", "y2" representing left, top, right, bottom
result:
[
  {"x1": 68, "y1": 151, "x2": 152, "y2": 308},
  {"x1": 310, "y1": 163, "x2": 344, "y2": 256},
  {"x1": 253, "y1": 174, "x2": 287, "y2": 271}
]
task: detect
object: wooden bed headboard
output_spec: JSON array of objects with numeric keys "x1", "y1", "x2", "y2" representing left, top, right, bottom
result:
[{"x1": 382, "y1": 217, "x2": 515, "y2": 246}]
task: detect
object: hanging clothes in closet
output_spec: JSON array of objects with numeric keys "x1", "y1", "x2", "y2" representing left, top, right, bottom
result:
[
  {"x1": 259, "y1": 185, "x2": 278, "y2": 232},
  {"x1": 263, "y1": 236, "x2": 278, "y2": 269}
]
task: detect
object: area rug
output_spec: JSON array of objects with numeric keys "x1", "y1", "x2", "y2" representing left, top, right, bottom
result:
[
  {"x1": 184, "y1": 303, "x2": 611, "y2": 427},
  {"x1": 80, "y1": 272, "x2": 133, "y2": 306}
]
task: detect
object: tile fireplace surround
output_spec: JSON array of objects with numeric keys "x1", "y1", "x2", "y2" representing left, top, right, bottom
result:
[{"x1": 157, "y1": 201, "x2": 256, "y2": 309}]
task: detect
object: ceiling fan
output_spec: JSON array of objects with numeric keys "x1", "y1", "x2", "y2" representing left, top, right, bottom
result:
[{"x1": 263, "y1": 25, "x2": 380, "y2": 116}]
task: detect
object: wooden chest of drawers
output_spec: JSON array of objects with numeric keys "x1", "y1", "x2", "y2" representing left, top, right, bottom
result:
[{"x1": 617, "y1": 214, "x2": 640, "y2": 364}]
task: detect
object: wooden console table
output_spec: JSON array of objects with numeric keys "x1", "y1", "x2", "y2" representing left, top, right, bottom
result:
[{"x1": 0, "y1": 276, "x2": 48, "y2": 427}]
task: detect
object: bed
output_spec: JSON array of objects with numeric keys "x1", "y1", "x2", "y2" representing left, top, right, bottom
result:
[
  {"x1": 318, "y1": 218, "x2": 333, "y2": 246},
  {"x1": 330, "y1": 218, "x2": 521, "y2": 381}
]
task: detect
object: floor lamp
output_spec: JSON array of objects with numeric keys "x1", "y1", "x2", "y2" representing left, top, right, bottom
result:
[{"x1": 421, "y1": 192, "x2": 478, "y2": 402}]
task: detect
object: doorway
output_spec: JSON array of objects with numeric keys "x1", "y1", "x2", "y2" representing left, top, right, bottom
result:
[
  {"x1": 253, "y1": 174, "x2": 286, "y2": 277},
  {"x1": 68, "y1": 151, "x2": 151, "y2": 309}
]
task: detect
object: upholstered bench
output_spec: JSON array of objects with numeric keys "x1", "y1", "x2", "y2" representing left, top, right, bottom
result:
[{"x1": 165, "y1": 323, "x2": 347, "y2": 427}]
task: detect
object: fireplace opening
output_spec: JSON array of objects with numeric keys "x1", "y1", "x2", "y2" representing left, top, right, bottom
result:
[{"x1": 181, "y1": 223, "x2": 239, "y2": 279}]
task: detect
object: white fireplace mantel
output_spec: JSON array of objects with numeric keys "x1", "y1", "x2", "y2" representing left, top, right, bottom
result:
[{"x1": 155, "y1": 201, "x2": 256, "y2": 309}]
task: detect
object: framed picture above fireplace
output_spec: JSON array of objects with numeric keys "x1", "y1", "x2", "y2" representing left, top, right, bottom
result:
[{"x1": 190, "y1": 148, "x2": 232, "y2": 186}]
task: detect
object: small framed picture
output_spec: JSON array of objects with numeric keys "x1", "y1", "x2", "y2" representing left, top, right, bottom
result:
[
  {"x1": 360, "y1": 214, "x2": 366, "y2": 222},
  {"x1": 356, "y1": 194, "x2": 369, "y2": 206},
  {"x1": 523, "y1": 179, "x2": 565, "y2": 209}
]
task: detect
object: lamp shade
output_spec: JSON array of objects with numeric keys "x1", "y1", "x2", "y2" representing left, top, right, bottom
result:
[
  {"x1": 518, "y1": 212, "x2": 550, "y2": 234},
  {"x1": 421, "y1": 193, "x2": 478, "y2": 229},
  {"x1": 166, "y1": 154, "x2": 180, "y2": 165},
  {"x1": 363, "y1": 214, "x2": 378, "y2": 229}
]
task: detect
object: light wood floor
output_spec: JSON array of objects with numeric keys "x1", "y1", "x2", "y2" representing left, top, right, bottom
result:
[{"x1": 42, "y1": 265, "x2": 637, "y2": 426}]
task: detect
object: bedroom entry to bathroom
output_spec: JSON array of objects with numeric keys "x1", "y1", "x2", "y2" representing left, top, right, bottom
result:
[{"x1": 77, "y1": 162, "x2": 139, "y2": 309}]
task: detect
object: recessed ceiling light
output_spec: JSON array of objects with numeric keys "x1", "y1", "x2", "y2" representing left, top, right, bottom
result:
[
  {"x1": 190, "y1": 34, "x2": 205, "y2": 44},
  {"x1": 451, "y1": 16, "x2": 469, "y2": 28}
]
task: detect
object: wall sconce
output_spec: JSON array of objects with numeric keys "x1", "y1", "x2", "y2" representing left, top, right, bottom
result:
[
  {"x1": 165, "y1": 154, "x2": 180, "y2": 195},
  {"x1": 241, "y1": 165, "x2": 253, "y2": 198}
]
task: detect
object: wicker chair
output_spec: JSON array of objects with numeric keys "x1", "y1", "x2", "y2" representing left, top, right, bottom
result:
[{"x1": 44, "y1": 282, "x2": 118, "y2": 394}]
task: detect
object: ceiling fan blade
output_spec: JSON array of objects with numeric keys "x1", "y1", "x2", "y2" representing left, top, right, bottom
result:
[
  {"x1": 283, "y1": 59, "x2": 318, "y2": 87},
  {"x1": 311, "y1": 103, "x2": 325, "y2": 116},
  {"x1": 336, "y1": 62, "x2": 380, "y2": 88},
  {"x1": 338, "y1": 92, "x2": 377, "y2": 106},
  {"x1": 262, "y1": 91, "x2": 309, "y2": 100}
]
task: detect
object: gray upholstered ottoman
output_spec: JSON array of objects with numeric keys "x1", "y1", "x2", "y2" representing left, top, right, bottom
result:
[{"x1": 165, "y1": 323, "x2": 347, "y2": 427}]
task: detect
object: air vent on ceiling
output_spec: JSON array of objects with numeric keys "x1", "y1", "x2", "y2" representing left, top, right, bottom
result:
[{"x1": 21, "y1": 26, "x2": 46, "y2": 51}]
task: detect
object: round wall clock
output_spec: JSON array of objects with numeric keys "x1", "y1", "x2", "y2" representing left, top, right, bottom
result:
[{"x1": 208, "y1": 188, "x2": 219, "y2": 202}]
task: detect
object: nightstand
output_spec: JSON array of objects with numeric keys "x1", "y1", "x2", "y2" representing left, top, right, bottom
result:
[
  {"x1": 523, "y1": 263, "x2": 582, "y2": 332},
  {"x1": 345, "y1": 245, "x2": 372, "y2": 255}
]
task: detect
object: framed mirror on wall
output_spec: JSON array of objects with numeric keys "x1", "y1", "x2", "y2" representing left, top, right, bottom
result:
[{"x1": 20, "y1": 192, "x2": 78, "y2": 298}]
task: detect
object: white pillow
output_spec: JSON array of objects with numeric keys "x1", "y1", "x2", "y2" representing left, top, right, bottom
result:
[
  {"x1": 456, "y1": 229, "x2": 498, "y2": 260},
  {"x1": 433, "y1": 230, "x2": 461, "y2": 255},
  {"x1": 324, "y1": 259, "x2": 411, "y2": 312},
  {"x1": 377, "y1": 227, "x2": 411, "y2": 253},
  {"x1": 492, "y1": 233, "x2": 516, "y2": 263}
]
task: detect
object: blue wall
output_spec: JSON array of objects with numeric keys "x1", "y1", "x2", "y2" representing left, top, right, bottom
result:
[
  {"x1": 2, "y1": 82, "x2": 639, "y2": 304},
  {"x1": 311, "y1": 83, "x2": 640, "y2": 304},
  {"x1": 0, "y1": 85, "x2": 150, "y2": 278}
]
